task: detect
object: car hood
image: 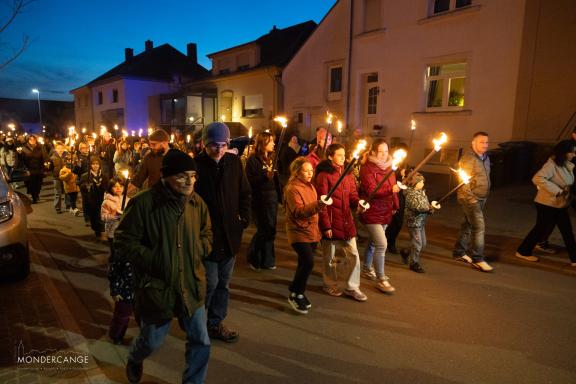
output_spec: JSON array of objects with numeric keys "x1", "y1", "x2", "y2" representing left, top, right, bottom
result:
[{"x1": 0, "y1": 181, "x2": 9, "y2": 202}]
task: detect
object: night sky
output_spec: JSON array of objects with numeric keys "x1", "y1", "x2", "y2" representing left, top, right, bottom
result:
[{"x1": 0, "y1": 0, "x2": 335, "y2": 102}]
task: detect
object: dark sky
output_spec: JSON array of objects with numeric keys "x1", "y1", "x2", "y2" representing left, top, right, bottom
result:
[{"x1": 0, "y1": 0, "x2": 335, "y2": 101}]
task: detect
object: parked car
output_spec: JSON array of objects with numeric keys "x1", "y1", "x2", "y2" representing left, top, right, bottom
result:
[{"x1": 0, "y1": 167, "x2": 29, "y2": 280}]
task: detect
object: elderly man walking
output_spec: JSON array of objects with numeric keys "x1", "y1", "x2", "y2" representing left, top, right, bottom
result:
[
  {"x1": 115, "y1": 149, "x2": 212, "y2": 384},
  {"x1": 452, "y1": 131, "x2": 493, "y2": 272}
]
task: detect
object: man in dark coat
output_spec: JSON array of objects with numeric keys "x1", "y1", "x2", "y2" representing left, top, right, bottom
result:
[
  {"x1": 115, "y1": 149, "x2": 212, "y2": 384},
  {"x1": 96, "y1": 131, "x2": 116, "y2": 179},
  {"x1": 194, "y1": 122, "x2": 251, "y2": 343}
]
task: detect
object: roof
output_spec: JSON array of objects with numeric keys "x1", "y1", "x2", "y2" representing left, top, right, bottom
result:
[
  {"x1": 207, "y1": 20, "x2": 317, "y2": 69},
  {"x1": 86, "y1": 44, "x2": 209, "y2": 87}
]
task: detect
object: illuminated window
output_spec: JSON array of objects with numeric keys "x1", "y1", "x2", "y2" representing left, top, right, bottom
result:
[
  {"x1": 242, "y1": 94, "x2": 263, "y2": 118},
  {"x1": 426, "y1": 62, "x2": 466, "y2": 110},
  {"x1": 431, "y1": 0, "x2": 472, "y2": 15}
]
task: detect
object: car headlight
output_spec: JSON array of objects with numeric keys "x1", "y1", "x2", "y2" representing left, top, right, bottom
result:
[{"x1": 0, "y1": 200, "x2": 14, "y2": 223}]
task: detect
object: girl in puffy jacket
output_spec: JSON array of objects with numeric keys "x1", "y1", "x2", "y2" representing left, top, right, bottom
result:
[
  {"x1": 358, "y1": 139, "x2": 399, "y2": 293},
  {"x1": 101, "y1": 177, "x2": 133, "y2": 344},
  {"x1": 59, "y1": 154, "x2": 80, "y2": 215}
]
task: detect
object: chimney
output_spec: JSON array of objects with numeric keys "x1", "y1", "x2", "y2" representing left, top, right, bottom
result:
[
  {"x1": 145, "y1": 40, "x2": 153, "y2": 51},
  {"x1": 125, "y1": 48, "x2": 134, "y2": 61},
  {"x1": 187, "y1": 43, "x2": 197, "y2": 63}
]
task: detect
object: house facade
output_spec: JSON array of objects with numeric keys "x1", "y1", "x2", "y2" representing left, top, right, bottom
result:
[{"x1": 283, "y1": 0, "x2": 576, "y2": 172}]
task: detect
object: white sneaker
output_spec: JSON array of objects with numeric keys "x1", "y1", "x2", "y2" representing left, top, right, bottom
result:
[
  {"x1": 456, "y1": 255, "x2": 473, "y2": 264},
  {"x1": 472, "y1": 260, "x2": 494, "y2": 272},
  {"x1": 361, "y1": 265, "x2": 377, "y2": 280},
  {"x1": 376, "y1": 277, "x2": 396, "y2": 294},
  {"x1": 72, "y1": 208, "x2": 80, "y2": 216},
  {"x1": 515, "y1": 252, "x2": 539, "y2": 262}
]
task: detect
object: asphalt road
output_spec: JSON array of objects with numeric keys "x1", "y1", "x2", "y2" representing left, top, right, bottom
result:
[{"x1": 1, "y1": 177, "x2": 576, "y2": 383}]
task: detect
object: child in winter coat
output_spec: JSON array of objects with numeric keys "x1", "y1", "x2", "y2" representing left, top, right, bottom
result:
[
  {"x1": 80, "y1": 157, "x2": 108, "y2": 241},
  {"x1": 101, "y1": 177, "x2": 133, "y2": 344},
  {"x1": 404, "y1": 173, "x2": 435, "y2": 273},
  {"x1": 59, "y1": 155, "x2": 80, "y2": 215}
]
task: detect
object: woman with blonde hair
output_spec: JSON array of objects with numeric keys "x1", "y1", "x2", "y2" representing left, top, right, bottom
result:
[
  {"x1": 284, "y1": 157, "x2": 326, "y2": 314},
  {"x1": 245, "y1": 132, "x2": 279, "y2": 270}
]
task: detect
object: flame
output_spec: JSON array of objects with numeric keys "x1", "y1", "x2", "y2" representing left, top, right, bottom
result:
[
  {"x1": 38, "y1": 137, "x2": 44, "y2": 145},
  {"x1": 122, "y1": 130, "x2": 128, "y2": 138},
  {"x1": 433, "y1": 132, "x2": 448, "y2": 151},
  {"x1": 411, "y1": 120, "x2": 416, "y2": 131},
  {"x1": 337, "y1": 120, "x2": 343, "y2": 133},
  {"x1": 131, "y1": 130, "x2": 136, "y2": 137},
  {"x1": 170, "y1": 133, "x2": 175, "y2": 143},
  {"x1": 273, "y1": 116, "x2": 288, "y2": 128},
  {"x1": 391, "y1": 149, "x2": 407, "y2": 170},
  {"x1": 114, "y1": 124, "x2": 119, "y2": 131},
  {"x1": 92, "y1": 132, "x2": 97, "y2": 139},
  {"x1": 121, "y1": 170, "x2": 129, "y2": 180},
  {"x1": 326, "y1": 111, "x2": 333, "y2": 125},
  {"x1": 100, "y1": 126, "x2": 107, "y2": 135},
  {"x1": 248, "y1": 126, "x2": 253, "y2": 138},
  {"x1": 451, "y1": 168, "x2": 471, "y2": 184},
  {"x1": 186, "y1": 134, "x2": 191, "y2": 143},
  {"x1": 148, "y1": 128, "x2": 154, "y2": 136},
  {"x1": 138, "y1": 128, "x2": 143, "y2": 137},
  {"x1": 68, "y1": 126, "x2": 75, "y2": 135},
  {"x1": 352, "y1": 139, "x2": 367, "y2": 159},
  {"x1": 81, "y1": 128, "x2": 87, "y2": 134}
]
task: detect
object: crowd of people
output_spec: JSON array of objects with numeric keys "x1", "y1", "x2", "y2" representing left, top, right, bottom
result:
[{"x1": 2, "y1": 122, "x2": 576, "y2": 384}]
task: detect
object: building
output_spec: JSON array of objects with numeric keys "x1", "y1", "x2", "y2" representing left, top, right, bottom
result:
[
  {"x1": 283, "y1": 0, "x2": 576, "y2": 173},
  {"x1": 70, "y1": 40, "x2": 209, "y2": 133},
  {"x1": 171, "y1": 21, "x2": 316, "y2": 137}
]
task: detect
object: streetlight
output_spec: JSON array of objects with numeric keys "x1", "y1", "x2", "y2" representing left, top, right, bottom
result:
[{"x1": 31, "y1": 89, "x2": 43, "y2": 132}]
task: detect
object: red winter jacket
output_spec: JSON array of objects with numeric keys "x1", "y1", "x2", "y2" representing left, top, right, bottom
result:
[
  {"x1": 358, "y1": 160, "x2": 399, "y2": 225},
  {"x1": 314, "y1": 160, "x2": 359, "y2": 240}
]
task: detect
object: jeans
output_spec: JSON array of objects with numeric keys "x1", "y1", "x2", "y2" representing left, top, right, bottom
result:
[
  {"x1": 408, "y1": 226, "x2": 426, "y2": 264},
  {"x1": 129, "y1": 307, "x2": 210, "y2": 384},
  {"x1": 204, "y1": 257, "x2": 235, "y2": 328},
  {"x1": 517, "y1": 203, "x2": 576, "y2": 262},
  {"x1": 364, "y1": 224, "x2": 388, "y2": 279},
  {"x1": 289, "y1": 242, "x2": 317, "y2": 294},
  {"x1": 321, "y1": 237, "x2": 361, "y2": 291},
  {"x1": 453, "y1": 199, "x2": 486, "y2": 262}
]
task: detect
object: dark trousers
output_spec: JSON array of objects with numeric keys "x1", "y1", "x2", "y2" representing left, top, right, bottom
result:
[
  {"x1": 87, "y1": 202, "x2": 104, "y2": 235},
  {"x1": 385, "y1": 192, "x2": 405, "y2": 249},
  {"x1": 67, "y1": 192, "x2": 78, "y2": 209},
  {"x1": 26, "y1": 174, "x2": 43, "y2": 202},
  {"x1": 289, "y1": 242, "x2": 317, "y2": 295},
  {"x1": 247, "y1": 192, "x2": 278, "y2": 268},
  {"x1": 517, "y1": 203, "x2": 576, "y2": 262},
  {"x1": 81, "y1": 191, "x2": 90, "y2": 223},
  {"x1": 109, "y1": 300, "x2": 133, "y2": 340}
]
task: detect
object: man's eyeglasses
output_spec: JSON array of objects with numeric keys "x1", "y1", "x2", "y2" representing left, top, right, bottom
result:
[{"x1": 207, "y1": 143, "x2": 228, "y2": 150}]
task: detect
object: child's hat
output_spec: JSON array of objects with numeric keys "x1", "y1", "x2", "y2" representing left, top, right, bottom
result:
[{"x1": 408, "y1": 172, "x2": 424, "y2": 187}]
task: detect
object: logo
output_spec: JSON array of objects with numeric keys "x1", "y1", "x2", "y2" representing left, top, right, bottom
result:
[{"x1": 15, "y1": 340, "x2": 90, "y2": 370}]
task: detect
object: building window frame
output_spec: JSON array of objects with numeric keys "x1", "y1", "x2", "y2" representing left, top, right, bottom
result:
[
  {"x1": 242, "y1": 94, "x2": 264, "y2": 118},
  {"x1": 429, "y1": 0, "x2": 472, "y2": 16},
  {"x1": 97, "y1": 91, "x2": 103, "y2": 105},
  {"x1": 328, "y1": 65, "x2": 343, "y2": 101},
  {"x1": 425, "y1": 61, "x2": 467, "y2": 111},
  {"x1": 112, "y1": 89, "x2": 118, "y2": 103}
]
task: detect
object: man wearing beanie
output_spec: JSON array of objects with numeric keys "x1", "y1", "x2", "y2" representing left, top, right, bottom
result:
[
  {"x1": 194, "y1": 122, "x2": 251, "y2": 343},
  {"x1": 115, "y1": 148, "x2": 212, "y2": 383},
  {"x1": 129, "y1": 129, "x2": 170, "y2": 194}
]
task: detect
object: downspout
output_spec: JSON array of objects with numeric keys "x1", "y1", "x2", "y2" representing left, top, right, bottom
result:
[{"x1": 344, "y1": 0, "x2": 354, "y2": 145}]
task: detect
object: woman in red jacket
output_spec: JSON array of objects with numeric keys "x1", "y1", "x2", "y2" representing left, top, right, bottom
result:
[
  {"x1": 315, "y1": 144, "x2": 368, "y2": 302},
  {"x1": 284, "y1": 157, "x2": 326, "y2": 314},
  {"x1": 359, "y1": 139, "x2": 399, "y2": 293}
]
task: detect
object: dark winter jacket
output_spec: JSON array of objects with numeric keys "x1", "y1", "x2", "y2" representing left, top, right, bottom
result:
[
  {"x1": 21, "y1": 144, "x2": 48, "y2": 176},
  {"x1": 194, "y1": 151, "x2": 251, "y2": 261},
  {"x1": 404, "y1": 187, "x2": 432, "y2": 228},
  {"x1": 457, "y1": 148, "x2": 491, "y2": 204},
  {"x1": 80, "y1": 170, "x2": 108, "y2": 207},
  {"x1": 114, "y1": 181, "x2": 212, "y2": 323},
  {"x1": 245, "y1": 154, "x2": 278, "y2": 207},
  {"x1": 314, "y1": 160, "x2": 359, "y2": 240},
  {"x1": 131, "y1": 151, "x2": 164, "y2": 189},
  {"x1": 358, "y1": 160, "x2": 399, "y2": 225},
  {"x1": 96, "y1": 138, "x2": 116, "y2": 178}
]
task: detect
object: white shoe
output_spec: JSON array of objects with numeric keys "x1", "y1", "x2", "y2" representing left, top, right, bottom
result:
[
  {"x1": 515, "y1": 252, "x2": 539, "y2": 262},
  {"x1": 472, "y1": 260, "x2": 494, "y2": 272},
  {"x1": 456, "y1": 255, "x2": 473, "y2": 264},
  {"x1": 376, "y1": 277, "x2": 395, "y2": 294}
]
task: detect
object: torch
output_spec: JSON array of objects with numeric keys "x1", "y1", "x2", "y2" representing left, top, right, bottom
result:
[
  {"x1": 322, "y1": 111, "x2": 333, "y2": 157},
  {"x1": 408, "y1": 120, "x2": 416, "y2": 150},
  {"x1": 359, "y1": 148, "x2": 408, "y2": 210},
  {"x1": 272, "y1": 116, "x2": 288, "y2": 171},
  {"x1": 431, "y1": 168, "x2": 471, "y2": 209},
  {"x1": 121, "y1": 170, "x2": 130, "y2": 211},
  {"x1": 320, "y1": 140, "x2": 367, "y2": 205},
  {"x1": 399, "y1": 132, "x2": 447, "y2": 189},
  {"x1": 246, "y1": 126, "x2": 253, "y2": 157}
]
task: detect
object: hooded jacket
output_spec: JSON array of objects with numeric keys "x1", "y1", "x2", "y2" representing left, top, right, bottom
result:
[
  {"x1": 284, "y1": 177, "x2": 323, "y2": 244},
  {"x1": 314, "y1": 159, "x2": 359, "y2": 240},
  {"x1": 114, "y1": 181, "x2": 212, "y2": 323}
]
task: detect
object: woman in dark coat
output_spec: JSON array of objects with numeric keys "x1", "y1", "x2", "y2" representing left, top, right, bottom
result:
[
  {"x1": 245, "y1": 132, "x2": 279, "y2": 270},
  {"x1": 20, "y1": 135, "x2": 48, "y2": 203}
]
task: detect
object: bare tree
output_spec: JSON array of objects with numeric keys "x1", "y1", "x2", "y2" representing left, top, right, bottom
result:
[{"x1": 0, "y1": 0, "x2": 34, "y2": 71}]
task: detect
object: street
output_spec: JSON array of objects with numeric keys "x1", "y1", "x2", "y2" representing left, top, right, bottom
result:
[{"x1": 1, "y1": 176, "x2": 576, "y2": 384}]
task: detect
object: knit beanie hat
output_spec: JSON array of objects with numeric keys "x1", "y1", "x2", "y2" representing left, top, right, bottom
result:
[
  {"x1": 149, "y1": 129, "x2": 170, "y2": 142},
  {"x1": 408, "y1": 172, "x2": 425, "y2": 187},
  {"x1": 162, "y1": 149, "x2": 197, "y2": 177},
  {"x1": 202, "y1": 122, "x2": 230, "y2": 145}
]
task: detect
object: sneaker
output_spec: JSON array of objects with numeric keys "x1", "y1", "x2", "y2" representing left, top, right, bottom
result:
[
  {"x1": 472, "y1": 260, "x2": 494, "y2": 272},
  {"x1": 301, "y1": 293, "x2": 312, "y2": 309},
  {"x1": 262, "y1": 265, "x2": 277, "y2": 270},
  {"x1": 208, "y1": 323, "x2": 239, "y2": 343},
  {"x1": 288, "y1": 294, "x2": 309, "y2": 314},
  {"x1": 322, "y1": 286, "x2": 343, "y2": 297},
  {"x1": 376, "y1": 278, "x2": 396, "y2": 294},
  {"x1": 456, "y1": 254, "x2": 473, "y2": 264},
  {"x1": 515, "y1": 252, "x2": 539, "y2": 262},
  {"x1": 361, "y1": 265, "x2": 377, "y2": 280},
  {"x1": 72, "y1": 208, "x2": 80, "y2": 216},
  {"x1": 343, "y1": 289, "x2": 368, "y2": 301},
  {"x1": 535, "y1": 241, "x2": 556, "y2": 254},
  {"x1": 126, "y1": 359, "x2": 143, "y2": 383},
  {"x1": 409, "y1": 262, "x2": 425, "y2": 273},
  {"x1": 388, "y1": 245, "x2": 399, "y2": 254}
]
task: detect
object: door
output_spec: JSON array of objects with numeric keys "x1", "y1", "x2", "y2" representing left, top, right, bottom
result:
[{"x1": 361, "y1": 73, "x2": 379, "y2": 133}]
